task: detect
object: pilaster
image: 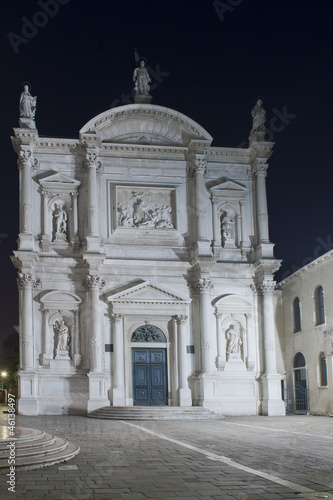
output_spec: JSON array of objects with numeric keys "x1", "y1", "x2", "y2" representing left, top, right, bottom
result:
[{"x1": 176, "y1": 315, "x2": 192, "y2": 406}]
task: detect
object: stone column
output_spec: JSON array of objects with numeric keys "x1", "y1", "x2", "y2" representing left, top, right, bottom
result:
[
  {"x1": 239, "y1": 198, "x2": 248, "y2": 249},
  {"x1": 260, "y1": 280, "x2": 277, "y2": 374},
  {"x1": 17, "y1": 273, "x2": 39, "y2": 371},
  {"x1": 253, "y1": 160, "x2": 269, "y2": 243},
  {"x1": 194, "y1": 278, "x2": 215, "y2": 374},
  {"x1": 194, "y1": 157, "x2": 208, "y2": 241},
  {"x1": 215, "y1": 311, "x2": 225, "y2": 370},
  {"x1": 111, "y1": 313, "x2": 125, "y2": 406},
  {"x1": 83, "y1": 275, "x2": 105, "y2": 372},
  {"x1": 176, "y1": 315, "x2": 192, "y2": 406},
  {"x1": 245, "y1": 313, "x2": 255, "y2": 371},
  {"x1": 18, "y1": 150, "x2": 36, "y2": 250},
  {"x1": 71, "y1": 191, "x2": 79, "y2": 240},
  {"x1": 41, "y1": 189, "x2": 50, "y2": 239},
  {"x1": 86, "y1": 151, "x2": 100, "y2": 238},
  {"x1": 211, "y1": 196, "x2": 221, "y2": 248},
  {"x1": 259, "y1": 279, "x2": 285, "y2": 416},
  {"x1": 171, "y1": 316, "x2": 178, "y2": 405}
]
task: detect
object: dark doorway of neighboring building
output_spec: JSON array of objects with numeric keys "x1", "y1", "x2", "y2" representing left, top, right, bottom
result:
[
  {"x1": 288, "y1": 352, "x2": 308, "y2": 414},
  {"x1": 132, "y1": 348, "x2": 168, "y2": 406}
]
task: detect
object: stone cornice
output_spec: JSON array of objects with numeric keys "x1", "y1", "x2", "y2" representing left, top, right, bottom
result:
[{"x1": 278, "y1": 249, "x2": 333, "y2": 288}]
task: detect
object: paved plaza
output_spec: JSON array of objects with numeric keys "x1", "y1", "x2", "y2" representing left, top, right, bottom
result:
[{"x1": 1, "y1": 409, "x2": 333, "y2": 500}]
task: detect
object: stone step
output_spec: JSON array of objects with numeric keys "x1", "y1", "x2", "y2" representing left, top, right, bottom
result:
[
  {"x1": 0, "y1": 426, "x2": 79, "y2": 470},
  {"x1": 88, "y1": 406, "x2": 224, "y2": 420}
]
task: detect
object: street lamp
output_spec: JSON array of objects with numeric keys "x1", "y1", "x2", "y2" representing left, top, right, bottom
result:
[{"x1": 0, "y1": 372, "x2": 7, "y2": 390}]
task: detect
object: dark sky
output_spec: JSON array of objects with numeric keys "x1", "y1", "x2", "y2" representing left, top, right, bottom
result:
[{"x1": 1, "y1": 0, "x2": 333, "y2": 341}]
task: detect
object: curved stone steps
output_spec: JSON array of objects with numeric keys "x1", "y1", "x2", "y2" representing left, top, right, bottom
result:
[
  {"x1": 0, "y1": 426, "x2": 79, "y2": 470},
  {"x1": 88, "y1": 406, "x2": 224, "y2": 420}
]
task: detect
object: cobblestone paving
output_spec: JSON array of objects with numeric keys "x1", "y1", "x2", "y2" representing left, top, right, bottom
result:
[{"x1": 1, "y1": 411, "x2": 333, "y2": 500}]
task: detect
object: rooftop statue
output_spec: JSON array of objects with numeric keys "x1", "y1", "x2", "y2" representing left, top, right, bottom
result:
[
  {"x1": 251, "y1": 98, "x2": 266, "y2": 133},
  {"x1": 133, "y1": 59, "x2": 151, "y2": 96},
  {"x1": 20, "y1": 84, "x2": 37, "y2": 119}
]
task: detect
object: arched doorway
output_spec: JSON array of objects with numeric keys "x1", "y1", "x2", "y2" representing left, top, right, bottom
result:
[
  {"x1": 293, "y1": 352, "x2": 308, "y2": 413},
  {"x1": 131, "y1": 325, "x2": 168, "y2": 406}
]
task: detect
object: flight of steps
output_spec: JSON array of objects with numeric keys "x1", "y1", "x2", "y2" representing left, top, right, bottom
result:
[
  {"x1": 0, "y1": 426, "x2": 80, "y2": 470},
  {"x1": 88, "y1": 406, "x2": 224, "y2": 421}
]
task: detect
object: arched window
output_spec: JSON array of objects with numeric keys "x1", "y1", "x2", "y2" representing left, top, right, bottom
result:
[
  {"x1": 292, "y1": 297, "x2": 301, "y2": 333},
  {"x1": 319, "y1": 351, "x2": 328, "y2": 387},
  {"x1": 294, "y1": 352, "x2": 306, "y2": 369},
  {"x1": 314, "y1": 285, "x2": 325, "y2": 326},
  {"x1": 131, "y1": 325, "x2": 167, "y2": 343}
]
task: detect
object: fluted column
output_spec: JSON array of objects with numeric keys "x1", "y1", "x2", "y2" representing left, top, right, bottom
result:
[
  {"x1": 85, "y1": 151, "x2": 100, "y2": 237},
  {"x1": 176, "y1": 315, "x2": 192, "y2": 406},
  {"x1": 194, "y1": 278, "x2": 215, "y2": 374},
  {"x1": 71, "y1": 191, "x2": 79, "y2": 239},
  {"x1": 215, "y1": 311, "x2": 225, "y2": 370},
  {"x1": 41, "y1": 189, "x2": 50, "y2": 238},
  {"x1": 83, "y1": 275, "x2": 105, "y2": 372},
  {"x1": 111, "y1": 313, "x2": 125, "y2": 406},
  {"x1": 211, "y1": 196, "x2": 221, "y2": 248},
  {"x1": 253, "y1": 160, "x2": 269, "y2": 243},
  {"x1": 194, "y1": 156, "x2": 208, "y2": 241},
  {"x1": 171, "y1": 316, "x2": 178, "y2": 404},
  {"x1": 17, "y1": 273, "x2": 39, "y2": 371},
  {"x1": 260, "y1": 280, "x2": 277, "y2": 374}
]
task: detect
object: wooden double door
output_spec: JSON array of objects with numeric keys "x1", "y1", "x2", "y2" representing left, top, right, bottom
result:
[{"x1": 132, "y1": 348, "x2": 168, "y2": 406}]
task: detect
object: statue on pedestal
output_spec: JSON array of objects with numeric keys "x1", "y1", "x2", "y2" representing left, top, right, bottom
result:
[
  {"x1": 250, "y1": 98, "x2": 266, "y2": 141},
  {"x1": 133, "y1": 59, "x2": 151, "y2": 96},
  {"x1": 226, "y1": 323, "x2": 243, "y2": 357},
  {"x1": 53, "y1": 203, "x2": 68, "y2": 241},
  {"x1": 54, "y1": 319, "x2": 70, "y2": 352},
  {"x1": 20, "y1": 84, "x2": 37, "y2": 119}
]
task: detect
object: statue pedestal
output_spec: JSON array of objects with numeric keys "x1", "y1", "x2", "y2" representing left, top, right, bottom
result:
[
  {"x1": 134, "y1": 94, "x2": 153, "y2": 104},
  {"x1": 227, "y1": 353, "x2": 242, "y2": 362},
  {"x1": 55, "y1": 350, "x2": 70, "y2": 360},
  {"x1": 19, "y1": 117, "x2": 36, "y2": 129}
]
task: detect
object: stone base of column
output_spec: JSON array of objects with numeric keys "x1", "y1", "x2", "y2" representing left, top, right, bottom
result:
[
  {"x1": 261, "y1": 373, "x2": 286, "y2": 416},
  {"x1": 18, "y1": 233, "x2": 35, "y2": 251},
  {"x1": 112, "y1": 387, "x2": 126, "y2": 406},
  {"x1": 87, "y1": 372, "x2": 109, "y2": 413},
  {"x1": 178, "y1": 387, "x2": 192, "y2": 406},
  {"x1": 85, "y1": 235, "x2": 101, "y2": 253},
  {"x1": 195, "y1": 240, "x2": 212, "y2": 257},
  {"x1": 17, "y1": 371, "x2": 38, "y2": 415}
]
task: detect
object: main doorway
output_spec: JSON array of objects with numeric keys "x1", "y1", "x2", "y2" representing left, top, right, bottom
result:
[{"x1": 132, "y1": 348, "x2": 168, "y2": 406}]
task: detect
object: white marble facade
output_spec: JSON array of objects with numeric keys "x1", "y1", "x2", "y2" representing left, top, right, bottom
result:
[{"x1": 11, "y1": 103, "x2": 285, "y2": 416}]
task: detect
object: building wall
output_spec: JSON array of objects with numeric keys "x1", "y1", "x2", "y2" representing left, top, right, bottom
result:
[{"x1": 280, "y1": 253, "x2": 333, "y2": 415}]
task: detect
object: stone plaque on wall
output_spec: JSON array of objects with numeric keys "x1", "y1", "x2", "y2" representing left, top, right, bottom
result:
[{"x1": 116, "y1": 186, "x2": 175, "y2": 230}]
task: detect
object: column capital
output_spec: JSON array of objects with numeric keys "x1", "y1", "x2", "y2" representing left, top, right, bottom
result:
[
  {"x1": 111, "y1": 313, "x2": 122, "y2": 323},
  {"x1": 85, "y1": 150, "x2": 101, "y2": 169},
  {"x1": 83, "y1": 275, "x2": 105, "y2": 290},
  {"x1": 252, "y1": 159, "x2": 268, "y2": 177},
  {"x1": 239, "y1": 198, "x2": 246, "y2": 206},
  {"x1": 70, "y1": 191, "x2": 79, "y2": 198},
  {"x1": 17, "y1": 273, "x2": 40, "y2": 290},
  {"x1": 175, "y1": 315, "x2": 187, "y2": 324},
  {"x1": 194, "y1": 157, "x2": 207, "y2": 175},
  {"x1": 259, "y1": 279, "x2": 276, "y2": 294},
  {"x1": 191, "y1": 278, "x2": 213, "y2": 293},
  {"x1": 211, "y1": 196, "x2": 219, "y2": 205},
  {"x1": 41, "y1": 189, "x2": 50, "y2": 199},
  {"x1": 17, "y1": 149, "x2": 38, "y2": 169}
]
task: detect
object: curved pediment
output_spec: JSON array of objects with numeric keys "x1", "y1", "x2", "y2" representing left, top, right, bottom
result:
[{"x1": 79, "y1": 104, "x2": 213, "y2": 147}]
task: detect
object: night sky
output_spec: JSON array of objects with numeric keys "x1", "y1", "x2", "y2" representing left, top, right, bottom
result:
[{"x1": 1, "y1": 0, "x2": 333, "y2": 342}]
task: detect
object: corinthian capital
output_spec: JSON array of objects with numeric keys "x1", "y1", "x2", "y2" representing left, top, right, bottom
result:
[
  {"x1": 17, "y1": 273, "x2": 40, "y2": 289},
  {"x1": 259, "y1": 279, "x2": 276, "y2": 294},
  {"x1": 194, "y1": 156, "x2": 207, "y2": 175},
  {"x1": 83, "y1": 275, "x2": 105, "y2": 290},
  {"x1": 17, "y1": 149, "x2": 38, "y2": 169},
  {"x1": 252, "y1": 159, "x2": 268, "y2": 176},
  {"x1": 85, "y1": 150, "x2": 101, "y2": 169},
  {"x1": 191, "y1": 278, "x2": 213, "y2": 293}
]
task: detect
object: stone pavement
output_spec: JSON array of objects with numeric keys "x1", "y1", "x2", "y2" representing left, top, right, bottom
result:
[{"x1": 0, "y1": 408, "x2": 333, "y2": 500}]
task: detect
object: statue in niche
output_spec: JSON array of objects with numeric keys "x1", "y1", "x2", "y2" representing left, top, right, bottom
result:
[
  {"x1": 133, "y1": 59, "x2": 151, "y2": 95},
  {"x1": 250, "y1": 98, "x2": 266, "y2": 134},
  {"x1": 53, "y1": 203, "x2": 68, "y2": 240},
  {"x1": 221, "y1": 211, "x2": 234, "y2": 246},
  {"x1": 54, "y1": 319, "x2": 70, "y2": 352},
  {"x1": 226, "y1": 323, "x2": 243, "y2": 357},
  {"x1": 19, "y1": 84, "x2": 37, "y2": 119}
]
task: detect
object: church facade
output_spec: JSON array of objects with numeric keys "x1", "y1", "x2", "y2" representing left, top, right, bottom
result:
[{"x1": 11, "y1": 95, "x2": 286, "y2": 416}]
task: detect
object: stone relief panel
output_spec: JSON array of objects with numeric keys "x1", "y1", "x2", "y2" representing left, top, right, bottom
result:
[
  {"x1": 116, "y1": 187, "x2": 175, "y2": 230},
  {"x1": 131, "y1": 325, "x2": 167, "y2": 343}
]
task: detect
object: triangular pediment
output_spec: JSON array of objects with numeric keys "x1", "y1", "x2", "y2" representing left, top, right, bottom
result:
[
  {"x1": 107, "y1": 281, "x2": 190, "y2": 304},
  {"x1": 210, "y1": 180, "x2": 248, "y2": 193},
  {"x1": 39, "y1": 173, "x2": 81, "y2": 187},
  {"x1": 80, "y1": 104, "x2": 213, "y2": 147}
]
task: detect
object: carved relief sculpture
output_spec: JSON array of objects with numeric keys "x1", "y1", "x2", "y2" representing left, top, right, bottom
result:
[
  {"x1": 133, "y1": 59, "x2": 151, "y2": 96},
  {"x1": 226, "y1": 323, "x2": 243, "y2": 359},
  {"x1": 19, "y1": 84, "x2": 37, "y2": 119},
  {"x1": 117, "y1": 191, "x2": 174, "y2": 229},
  {"x1": 52, "y1": 203, "x2": 68, "y2": 241},
  {"x1": 54, "y1": 319, "x2": 70, "y2": 354}
]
